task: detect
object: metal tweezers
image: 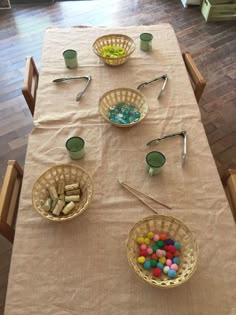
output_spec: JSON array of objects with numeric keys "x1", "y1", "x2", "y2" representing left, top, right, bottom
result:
[
  {"x1": 137, "y1": 74, "x2": 168, "y2": 100},
  {"x1": 147, "y1": 130, "x2": 187, "y2": 165},
  {"x1": 52, "y1": 75, "x2": 92, "y2": 102}
]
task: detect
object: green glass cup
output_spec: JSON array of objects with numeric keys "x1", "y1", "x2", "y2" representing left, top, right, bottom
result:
[
  {"x1": 140, "y1": 33, "x2": 153, "y2": 51},
  {"x1": 63, "y1": 49, "x2": 78, "y2": 69},
  {"x1": 66, "y1": 137, "x2": 85, "y2": 160},
  {"x1": 146, "y1": 151, "x2": 166, "y2": 176}
]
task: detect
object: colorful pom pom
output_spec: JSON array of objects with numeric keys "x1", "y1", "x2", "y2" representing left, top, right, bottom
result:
[
  {"x1": 147, "y1": 232, "x2": 154, "y2": 239},
  {"x1": 153, "y1": 234, "x2": 160, "y2": 242},
  {"x1": 137, "y1": 256, "x2": 145, "y2": 264},
  {"x1": 143, "y1": 261, "x2": 151, "y2": 269},
  {"x1": 152, "y1": 267, "x2": 162, "y2": 277},
  {"x1": 140, "y1": 244, "x2": 147, "y2": 250},
  {"x1": 168, "y1": 269, "x2": 177, "y2": 278}
]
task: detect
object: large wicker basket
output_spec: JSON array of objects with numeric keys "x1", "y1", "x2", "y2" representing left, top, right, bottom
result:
[
  {"x1": 99, "y1": 87, "x2": 148, "y2": 127},
  {"x1": 32, "y1": 164, "x2": 93, "y2": 222},
  {"x1": 92, "y1": 34, "x2": 135, "y2": 66},
  {"x1": 126, "y1": 215, "x2": 199, "y2": 288}
]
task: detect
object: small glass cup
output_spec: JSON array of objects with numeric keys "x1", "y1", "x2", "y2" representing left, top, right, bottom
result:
[
  {"x1": 146, "y1": 151, "x2": 166, "y2": 176},
  {"x1": 63, "y1": 49, "x2": 78, "y2": 69},
  {"x1": 140, "y1": 33, "x2": 153, "y2": 52},
  {"x1": 66, "y1": 137, "x2": 85, "y2": 160}
]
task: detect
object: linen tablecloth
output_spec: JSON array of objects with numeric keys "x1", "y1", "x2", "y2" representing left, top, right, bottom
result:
[{"x1": 5, "y1": 25, "x2": 236, "y2": 315}]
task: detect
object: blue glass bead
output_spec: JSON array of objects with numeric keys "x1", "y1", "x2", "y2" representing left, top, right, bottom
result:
[{"x1": 107, "y1": 102, "x2": 141, "y2": 124}]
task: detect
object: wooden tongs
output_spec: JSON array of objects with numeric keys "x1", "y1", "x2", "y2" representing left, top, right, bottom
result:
[{"x1": 118, "y1": 180, "x2": 171, "y2": 214}]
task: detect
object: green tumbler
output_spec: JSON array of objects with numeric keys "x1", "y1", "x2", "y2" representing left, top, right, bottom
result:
[
  {"x1": 63, "y1": 49, "x2": 78, "y2": 69},
  {"x1": 140, "y1": 33, "x2": 153, "y2": 52},
  {"x1": 66, "y1": 137, "x2": 85, "y2": 160},
  {"x1": 146, "y1": 151, "x2": 166, "y2": 176}
]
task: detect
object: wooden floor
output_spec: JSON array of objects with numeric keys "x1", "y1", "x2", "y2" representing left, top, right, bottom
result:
[{"x1": 0, "y1": 0, "x2": 235, "y2": 313}]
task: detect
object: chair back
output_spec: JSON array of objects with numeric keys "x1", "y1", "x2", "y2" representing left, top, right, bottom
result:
[
  {"x1": 0, "y1": 160, "x2": 23, "y2": 243},
  {"x1": 225, "y1": 169, "x2": 236, "y2": 223},
  {"x1": 22, "y1": 56, "x2": 39, "y2": 116},
  {"x1": 182, "y1": 51, "x2": 206, "y2": 102}
]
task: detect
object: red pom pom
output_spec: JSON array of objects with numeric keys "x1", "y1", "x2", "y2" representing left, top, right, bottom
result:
[
  {"x1": 163, "y1": 245, "x2": 169, "y2": 251},
  {"x1": 168, "y1": 245, "x2": 176, "y2": 253},
  {"x1": 159, "y1": 233, "x2": 167, "y2": 241},
  {"x1": 151, "y1": 253, "x2": 158, "y2": 260},
  {"x1": 140, "y1": 250, "x2": 148, "y2": 257},
  {"x1": 152, "y1": 267, "x2": 162, "y2": 277},
  {"x1": 174, "y1": 250, "x2": 180, "y2": 257},
  {"x1": 166, "y1": 252, "x2": 173, "y2": 259}
]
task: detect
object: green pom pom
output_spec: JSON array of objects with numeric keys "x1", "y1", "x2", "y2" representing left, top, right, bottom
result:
[
  {"x1": 152, "y1": 245, "x2": 158, "y2": 252},
  {"x1": 150, "y1": 259, "x2": 157, "y2": 268},
  {"x1": 156, "y1": 240, "x2": 164, "y2": 248}
]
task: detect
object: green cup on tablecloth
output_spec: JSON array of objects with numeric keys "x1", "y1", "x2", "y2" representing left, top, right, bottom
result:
[
  {"x1": 63, "y1": 49, "x2": 78, "y2": 69},
  {"x1": 146, "y1": 151, "x2": 166, "y2": 176},
  {"x1": 140, "y1": 33, "x2": 153, "y2": 52},
  {"x1": 66, "y1": 137, "x2": 85, "y2": 160}
]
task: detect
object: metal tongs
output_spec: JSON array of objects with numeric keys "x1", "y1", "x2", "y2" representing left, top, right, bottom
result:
[
  {"x1": 147, "y1": 130, "x2": 187, "y2": 165},
  {"x1": 137, "y1": 74, "x2": 168, "y2": 100},
  {"x1": 52, "y1": 75, "x2": 92, "y2": 102}
]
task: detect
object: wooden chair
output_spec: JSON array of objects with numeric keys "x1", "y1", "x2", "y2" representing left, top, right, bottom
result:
[
  {"x1": 22, "y1": 56, "x2": 39, "y2": 116},
  {"x1": 0, "y1": 160, "x2": 23, "y2": 243},
  {"x1": 224, "y1": 169, "x2": 236, "y2": 223},
  {"x1": 182, "y1": 51, "x2": 206, "y2": 102}
]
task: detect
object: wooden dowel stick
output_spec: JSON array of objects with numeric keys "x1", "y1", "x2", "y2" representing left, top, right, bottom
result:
[
  {"x1": 119, "y1": 181, "x2": 159, "y2": 214},
  {"x1": 120, "y1": 180, "x2": 172, "y2": 210}
]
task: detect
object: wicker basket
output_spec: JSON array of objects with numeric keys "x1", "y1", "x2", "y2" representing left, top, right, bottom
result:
[
  {"x1": 126, "y1": 215, "x2": 199, "y2": 288},
  {"x1": 99, "y1": 87, "x2": 148, "y2": 127},
  {"x1": 92, "y1": 34, "x2": 135, "y2": 66},
  {"x1": 32, "y1": 164, "x2": 93, "y2": 222}
]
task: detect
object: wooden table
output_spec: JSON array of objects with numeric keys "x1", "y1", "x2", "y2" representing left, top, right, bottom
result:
[{"x1": 4, "y1": 25, "x2": 236, "y2": 315}]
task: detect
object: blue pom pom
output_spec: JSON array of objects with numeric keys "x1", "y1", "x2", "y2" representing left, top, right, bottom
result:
[
  {"x1": 143, "y1": 261, "x2": 151, "y2": 270},
  {"x1": 174, "y1": 241, "x2": 181, "y2": 250},
  {"x1": 168, "y1": 269, "x2": 177, "y2": 278},
  {"x1": 156, "y1": 262, "x2": 164, "y2": 270},
  {"x1": 173, "y1": 257, "x2": 180, "y2": 265}
]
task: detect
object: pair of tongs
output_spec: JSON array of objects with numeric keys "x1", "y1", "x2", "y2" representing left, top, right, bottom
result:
[
  {"x1": 137, "y1": 74, "x2": 168, "y2": 100},
  {"x1": 52, "y1": 75, "x2": 92, "y2": 102},
  {"x1": 147, "y1": 131, "x2": 187, "y2": 165},
  {"x1": 118, "y1": 180, "x2": 172, "y2": 214}
]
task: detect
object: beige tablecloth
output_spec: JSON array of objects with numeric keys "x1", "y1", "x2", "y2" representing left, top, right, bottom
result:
[{"x1": 5, "y1": 25, "x2": 236, "y2": 315}]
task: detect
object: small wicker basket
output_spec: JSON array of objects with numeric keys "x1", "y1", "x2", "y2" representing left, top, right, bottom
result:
[
  {"x1": 32, "y1": 164, "x2": 93, "y2": 222},
  {"x1": 93, "y1": 34, "x2": 135, "y2": 66},
  {"x1": 99, "y1": 87, "x2": 148, "y2": 127},
  {"x1": 126, "y1": 215, "x2": 199, "y2": 288}
]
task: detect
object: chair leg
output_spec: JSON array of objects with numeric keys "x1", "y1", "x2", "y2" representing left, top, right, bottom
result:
[{"x1": 0, "y1": 222, "x2": 15, "y2": 243}]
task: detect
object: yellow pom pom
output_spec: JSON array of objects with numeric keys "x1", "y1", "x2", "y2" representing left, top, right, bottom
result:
[
  {"x1": 159, "y1": 256, "x2": 166, "y2": 264},
  {"x1": 136, "y1": 237, "x2": 145, "y2": 244},
  {"x1": 137, "y1": 256, "x2": 145, "y2": 264},
  {"x1": 147, "y1": 232, "x2": 154, "y2": 239},
  {"x1": 144, "y1": 238, "x2": 151, "y2": 245}
]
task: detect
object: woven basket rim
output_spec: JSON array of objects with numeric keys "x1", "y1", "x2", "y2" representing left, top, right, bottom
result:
[
  {"x1": 98, "y1": 87, "x2": 148, "y2": 127},
  {"x1": 32, "y1": 164, "x2": 93, "y2": 222},
  {"x1": 92, "y1": 33, "x2": 136, "y2": 60},
  {"x1": 126, "y1": 214, "x2": 199, "y2": 288}
]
